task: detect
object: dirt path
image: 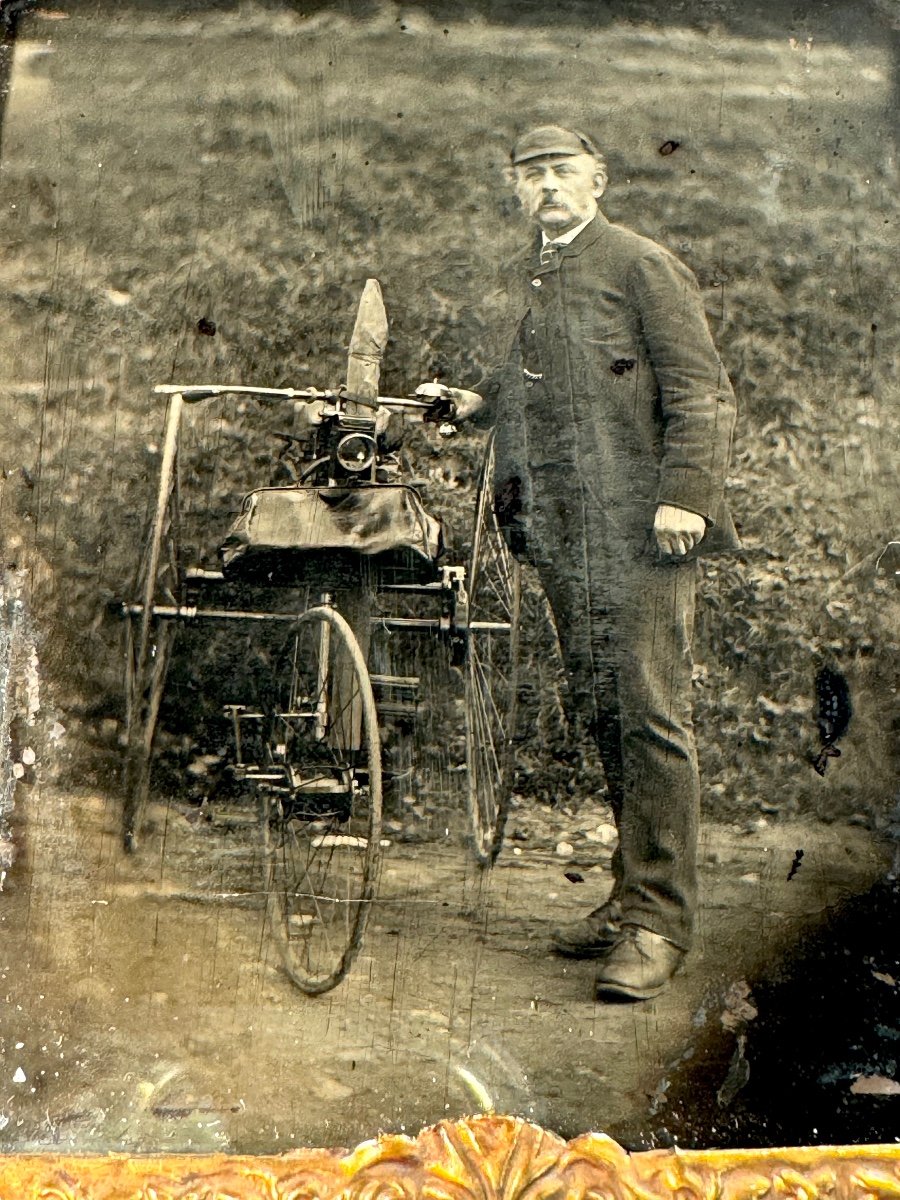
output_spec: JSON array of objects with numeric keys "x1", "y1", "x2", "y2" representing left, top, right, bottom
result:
[{"x1": 0, "y1": 780, "x2": 887, "y2": 1152}]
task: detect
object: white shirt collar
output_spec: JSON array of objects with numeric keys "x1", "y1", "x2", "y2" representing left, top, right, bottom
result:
[{"x1": 541, "y1": 212, "x2": 596, "y2": 248}]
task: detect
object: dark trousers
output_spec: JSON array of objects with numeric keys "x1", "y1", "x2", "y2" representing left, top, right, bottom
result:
[{"x1": 534, "y1": 539, "x2": 700, "y2": 951}]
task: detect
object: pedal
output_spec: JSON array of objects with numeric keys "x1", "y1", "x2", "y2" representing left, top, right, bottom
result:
[
  {"x1": 369, "y1": 674, "x2": 420, "y2": 689},
  {"x1": 373, "y1": 700, "x2": 419, "y2": 719},
  {"x1": 370, "y1": 674, "x2": 420, "y2": 720},
  {"x1": 185, "y1": 567, "x2": 225, "y2": 583}
]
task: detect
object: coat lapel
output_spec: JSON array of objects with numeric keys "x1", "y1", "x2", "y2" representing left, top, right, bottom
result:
[
  {"x1": 526, "y1": 212, "x2": 610, "y2": 278},
  {"x1": 557, "y1": 212, "x2": 609, "y2": 260}
]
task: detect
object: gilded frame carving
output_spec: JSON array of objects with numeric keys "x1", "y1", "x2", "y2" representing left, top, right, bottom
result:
[{"x1": 1, "y1": 1116, "x2": 900, "y2": 1199}]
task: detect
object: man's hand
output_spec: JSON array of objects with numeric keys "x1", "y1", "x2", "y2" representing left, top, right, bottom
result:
[
  {"x1": 294, "y1": 397, "x2": 329, "y2": 426},
  {"x1": 415, "y1": 383, "x2": 484, "y2": 422},
  {"x1": 654, "y1": 504, "x2": 707, "y2": 557}
]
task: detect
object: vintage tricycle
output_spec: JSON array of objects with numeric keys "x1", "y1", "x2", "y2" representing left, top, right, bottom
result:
[{"x1": 118, "y1": 283, "x2": 520, "y2": 994}]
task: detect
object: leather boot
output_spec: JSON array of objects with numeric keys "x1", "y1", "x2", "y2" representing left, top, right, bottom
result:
[
  {"x1": 594, "y1": 925, "x2": 684, "y2": 1001},
  {"x1": 550, "y1": 899, "x2": 623, "y2": 958}
]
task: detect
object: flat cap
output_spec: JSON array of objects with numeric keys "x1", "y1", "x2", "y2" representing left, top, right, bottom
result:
[{"x1": 511, "y1": 124, "x2": 603, "y2": 165}]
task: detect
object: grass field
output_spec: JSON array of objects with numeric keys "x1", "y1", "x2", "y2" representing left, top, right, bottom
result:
[{"x1": 1, "y1": 1, "x2": 897, "y2": 822}]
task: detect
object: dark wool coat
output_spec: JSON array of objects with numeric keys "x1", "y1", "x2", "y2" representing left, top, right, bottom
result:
[{"x1": 484, "y1": 212, "x2": 740, "y2": 568}]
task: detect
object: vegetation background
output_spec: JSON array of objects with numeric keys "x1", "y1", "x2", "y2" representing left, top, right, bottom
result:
[{"x1": 0, "y1": 0, "x2": 897, "y2": 826}]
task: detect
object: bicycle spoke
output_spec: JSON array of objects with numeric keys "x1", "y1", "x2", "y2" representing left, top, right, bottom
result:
[
  {"x1": 470, "y1": 663, "x2": 503, "y2": 785},
  {"x1": 472, "y1": 643, "x2": 510, "y2": 735},
  {"x1": 463, "y1": 433, "x2": 520, "y2": 865},
  {"x1": 258, "y1": 605, "x2": 381, "y2": 993}
]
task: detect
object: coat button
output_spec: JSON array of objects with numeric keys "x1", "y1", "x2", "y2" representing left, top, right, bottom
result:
[{"x1": 531, "y1": 278, "x2": 542, "y2": 287}]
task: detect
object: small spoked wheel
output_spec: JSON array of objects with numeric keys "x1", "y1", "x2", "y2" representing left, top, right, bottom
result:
[
  {"x1": 255, "y1": 605, "x2": 382, "y2": 994},
  {"x1": 464, "y1": 431, "x2": 521, "y2": 865}
]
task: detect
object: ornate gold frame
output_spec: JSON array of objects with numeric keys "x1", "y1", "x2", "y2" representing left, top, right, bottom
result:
[{"x1": 0, "y1": 1116, "x2": 898, "y2": 1198}]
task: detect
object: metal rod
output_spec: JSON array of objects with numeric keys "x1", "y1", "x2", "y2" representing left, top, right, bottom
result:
[
  {"x1": 124, "y1": 606, "x2": 511, "y2": 634},
  {"x1": 153, "y1": 383, "x2": 434, "y2": 411},
  {"x1": 154, "y1": 383, "x2": 335, "y2": 401},
  {"x1": 377, "y1": 582, "x2": 450, "y2": 594},
  {"x1": 125, "y1": 605, "x2": 305, "y2": 622},
  {"x1": 370, "y1": 617, "x2": 445, "y2": 632}
]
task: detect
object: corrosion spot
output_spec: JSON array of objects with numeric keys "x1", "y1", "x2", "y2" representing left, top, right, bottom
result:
[{"x1": 611, "y1": 358, "x2": 636, "y2": 376}]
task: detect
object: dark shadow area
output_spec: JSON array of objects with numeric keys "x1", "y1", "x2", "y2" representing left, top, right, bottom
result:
[{"x1": 649, "y1": 877, "x2": 900, "y2": 1148}]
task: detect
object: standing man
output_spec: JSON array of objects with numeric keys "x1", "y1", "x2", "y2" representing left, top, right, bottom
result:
[{"x1": 428, "y1": 125, "x2": 738, "y2": 1001}]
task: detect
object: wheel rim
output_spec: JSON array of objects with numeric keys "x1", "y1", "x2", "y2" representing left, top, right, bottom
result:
[
  {"x1": 465, "y1": 433, "x2": 521, "y2": 864},
  {"x1": 122, "y1": 615, "x2": 175, "y2": 853},
  {"x1": 257, "y1": 606, "x2": 382, "y2": 993},
  {"x1": 121, "y1": 456, "x2": 180, "y2": 854}
]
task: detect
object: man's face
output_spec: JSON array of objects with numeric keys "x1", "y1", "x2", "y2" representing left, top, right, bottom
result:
[{"x1": 514, "y1": 152, "x2": 603, "y2": 235}]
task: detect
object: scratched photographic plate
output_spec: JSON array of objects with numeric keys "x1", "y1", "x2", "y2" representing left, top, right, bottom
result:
[{"x1": 0, "y1": 0, "x2": 897, "y2": 1159}]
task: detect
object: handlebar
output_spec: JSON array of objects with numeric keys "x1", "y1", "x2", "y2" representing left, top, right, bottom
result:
[{"x1": 153, "y1": 383, "x2": 437, "y2": 413}]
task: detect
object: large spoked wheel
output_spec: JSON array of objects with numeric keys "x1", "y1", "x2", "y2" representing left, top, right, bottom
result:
[
  {"x1": 122, "y1": 404, "x2": 182, "y2": 854},
  {"x1": 464, "y1": 431, "x2": 521, "y2": 865},
  {"x1": 257, "y1": 604, "x2": 382, "y2": 995}
]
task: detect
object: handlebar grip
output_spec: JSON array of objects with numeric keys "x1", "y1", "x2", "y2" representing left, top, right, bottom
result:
[{"x1": 180, "y1": 388, "x2": 219, "y2": 403}]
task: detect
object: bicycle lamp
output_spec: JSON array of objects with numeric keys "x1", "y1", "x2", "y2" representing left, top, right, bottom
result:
[{"x1": 336, "y1": 432, "x2": 378, "y2": 474}]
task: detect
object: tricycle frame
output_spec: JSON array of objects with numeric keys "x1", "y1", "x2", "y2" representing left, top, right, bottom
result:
[{"x1": 120, "y1": 385, "x2": 520, "y2": 993}]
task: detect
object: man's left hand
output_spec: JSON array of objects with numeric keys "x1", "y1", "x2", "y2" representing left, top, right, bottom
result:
[{"x1": 654, "y1": 504, "x2": 707, "y2": 557}]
